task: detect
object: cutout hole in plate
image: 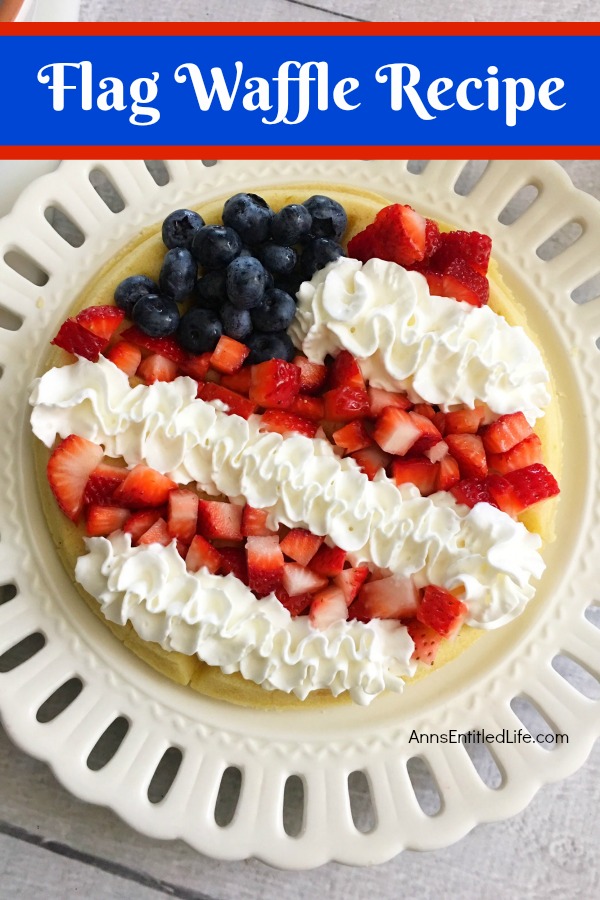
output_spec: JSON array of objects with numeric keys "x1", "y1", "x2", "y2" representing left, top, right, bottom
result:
[
  {"x1": 498, "y1": 184, "x2": 539, "y2": 226},
  {"x1": 406, "y1": 756, "x2": 442, "y2": 815},
  {"x1": 3, "y1": 249, "x2": 49, "y2": 286},
  {"x1": 454, "y1": 160, "x2": 490, "y2": 196},
  {"x1": 202, "y1": 160, "x2": 218, "y2": 167},
  {"x1": 0, "y1": 583, "x2": 18, "y2": 606},
  {"x1": 87, "y1": 716, "x2": 130, "y2": 771},
  {"x1": 89, "y1": 168, "x2": 126, "y2": 213},
  {"x1": 536, "y1": 220, "x2": 583, "y2": 261},
  {"x1": 347, "y1": 770, "x2": 377, "y2": 833},
  {"x1": 44, "y1": 206, "x2": 85, "y2": 248},
  {"x1": 0, "y1": 632, "x2": 46, "y2": 673},
  {"x1": 36, "y1": 677, "x2": 84, "y2": 723},
  {"x1": 0, "y1": 303, "x2": 23, "y2": 332},
  {"x1": 214, "y1": 766, "x2": 242, "y2": 827},
  {"x1": 462, "y1": 734, "x2": 504, "y2": 789},
  {"x1": 552, "y1": 654, "x2": 600, "y2": 701},
  {"x1": 282, "y1": 774, "x2": 305, "y2": 838},
  {"x1": 144, "y1": 160, "x2": 170, "y2": 186},
  {"x1": 147, "y1": 746, "x2": 183, "y2": 804},
  {"x1": 510, "y1": 695, "x2": 563, "y2": 750},
  {"x1": 572, "y1": 271, "x2": 600, "y2": 305},
  {"x1": 406, "y1": 160, "x2": 428, "y2": 175},
  {"x1": 585, "y1": 602, "x2": 600, "y2": 628}
]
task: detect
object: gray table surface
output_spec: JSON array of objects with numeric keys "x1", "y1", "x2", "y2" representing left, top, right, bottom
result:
[{"x1": 2, "y1": 2, "x2": 600, "y2": 897}]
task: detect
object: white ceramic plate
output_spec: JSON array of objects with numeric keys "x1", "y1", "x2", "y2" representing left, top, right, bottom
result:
[{"x1": 0, "y1": 159, "x2": 598, "y2": 868}]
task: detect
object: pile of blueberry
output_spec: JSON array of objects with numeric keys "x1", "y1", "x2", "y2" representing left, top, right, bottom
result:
[{"x1": 114, "y1": 192, "x2": 348, "y2": 364}]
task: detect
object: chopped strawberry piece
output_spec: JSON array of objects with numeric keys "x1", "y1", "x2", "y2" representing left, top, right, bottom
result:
[
  {"x1": 246, "y1": 534, "x2": 284, "y2": 596},
  {"x1": 249, "y1": 359, "x2": 300, "y2": 408},
  {"x1": 451, "y1": 478, "x2": 497, "y2": 509},
  {"x1": 417, "y1": 585, "x2": 468, "y2": 638},
  {"x1": 424, "y1": 218, "x2": 441, "y2": 258},
  {"x1": 309, "y1": 586, "x2": 348, "y2": 630},
  {"x1": 197, "y1": 499, "x2": 243, "y2": 541},
  {"x1": 186, "y1": 534, "x2": 223, "y2": 574},
  {"x1": 241, "y1": 505, "x2": 274, "y2": 537},
  {"x1": 210, "y1": 335, "x2": 250, "y2": 374},
  {"x1": 391, "y1": 457, "x2": 439, "y2": 496},
  {"x1": 412, "y1": 403, "x2": 436, "y2": 421},
  {"x1": 113, "y1": 465, "x2": 177, "y2": 509},
  {"x1": 425, "y1": 440, "x2": 449, "y2": 464},
  {"x1": 293, "y1": 356, "x2": 328, "y2": 395},
  {"x1": 487, "y1": 463, "x2": 559, "y2": 516},
  {"x1": 482, "y1": 412, "x2": 533, "y2": 454},
  {"x1": 350, "y1": 445, "x2": 391, "y2": 480},
  {"x1": 335, "y1": 565, "x2": 369, "y2": 605},
  {"x1": 332, "y1": 420, "x2": 372, "y2": 453},
  {"x1": 47, "y1": 435, "x2": 104, "y2": 521},
  {"x1": 407, "y1": 619, "x2": 443, "y2": 665},
  {"x1": 349, "y1": 574, "x2": 419, "y2": 621},
  {"x1": 124, "y1": 508, "x2": 164, "y2": 544},
  {"x1": 282, "y1": 563, "x2": 328, "y2": 597},
  {"x1": 367, "y1": 387, "x2": 412, "y2": 416},
  {"x1": 445, "y1": 433, "x2": 488, "y2": 479},
  {"x1": 275, "y1": 588, "x2": 312, "y2": 618},
  {"x1": 432, "y1": 411, "x2": 447, "y2": 435},
  {"x1": 106, "y1": 340, "x2": 142, "y2": 377},
  {"x1": 323, "y1": 386, "x2": 370, "y2": 422},
  {"x1": 328, "y1": 350, "x2": 366, "y2": 391},
  {"x1": 279, "y1": 528, "x2": 324, "y2": 566},
  {"x1": 197, "y1": 382, "x2": 256, "y2": 419},
  {"x1": 348, "y1": 204, "x2": 428, "y2": 267},
  {"x1": 83, "y1": 462, "x2": 128, "y2": 507},
  {"x1": 444, "y1": 406, "x2": 486, "y2": 435},
  {"x1": 167, "y1": 489, "x2": 199, "y2": 544},
  {"x1": 220, "y1": 367, "x2": 251, "y2": 395},
  {"x1": 424, "y1": 271, "x2": 445, "y2": 297},
  {"x1": 260, "y1": 409, "x2": 318, "y2": 438},
  {"x1": 51, "y1": 319, "x2": 107, "y2": 361},
  {"x1": 436, "y1": 454, "x2": 460, "y2": 491},
  {"x1": 76, "y1": 305, "x2": 125, "y2": 341},
  {"x1": 430, "y1": 230, "x2": 492, "y2": 277},
  {"x1": 218, "y1": 547, "x2": 248, "y2": 584},
  {"x1": 137, "y1": 353, "x2": 178, "y2": 384},
  {"x1": 120, "y1": 326, "x2": 188, "y2": 364},
  {"x1": 85, "y1": 504, "x2": 129, "y2": 537},
  {"x1": 373, "y1": 407, "x2": 421, "y2": 456},
  {"x1": 310, "y1": 544, "x2": 347, "y2": 577},
  {"x1": 440, "y1": 258, "x2": 489, "y2": 307},
  {"x1": 137, "y1": 517, "x2": 172, "y2": 547},
  {"x1": 285, "y1": 394, "x2": 324, "y2": 422},
  {"x1": 488, "y1": 433, "x2": 543, "y2": 474},
  {"x1": 408, "y1": 411, "x2": 443, "y2": 453},
  {"x1": 178, "y1": 352, "x2": 212, "y2": 381}
]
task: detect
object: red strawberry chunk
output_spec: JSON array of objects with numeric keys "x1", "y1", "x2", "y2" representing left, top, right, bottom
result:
[
  {"x1": 275, "y1": 588, "x2": 312, "y2": 618},
  {"x1": 417, "y1": 585, "x2": 468, "y2": 638},
  {"x1": 488, "y1": 463, "x2": 559, "y2": 515},
  {"x1": 435, "y1": 454, "x2": 460, "y2": 491},
  {"x1": 85, "y1": 504, "x2": 129, "y2": 537},
  {"x1": 137, "y1": 517, "x2": 172, "y2": 547},
  {"x1": 76, "y1": 305, "x2": 125, "y2": 340},
  {"x1": 106, "y1": 340, "x2": 142, "y2": 377},
  {"x1": 83, "y1": 462, "x2": 128, "y2": 507},
  {"x1": 120, "y1": 326, "x2": 188, "y2": 364},
  {"x1": 323, "y1": 386, "x2": 370, "y2": 422},
  {"x1": 246, "y1": 535, "x2": 284, "y2": 596},
  {"x1": 220, "y1": 367, "x2": 251, "y2": 395},
  {"x1": 350, "y1": 445, "x2": 391, "y2": 480},
  {"x1": 328, "y1": 350, "x2": 366, "y2": 391},
  {"x1": 445, "y1": 433, "x2": 488, "y2": 479},
  {"x1": 218, "y1": 547, "x2": 248, "y2": 584},
  {"x1": 373, "y1": 407, "x2": 421, "y2": 455},
  {"x1": 186, "y1": 534, "x2": 223, "y2": 574},
  {"x1": 412, "y1": 403, "x2": 436, "y2": 421},
  {"x1": 285, "y1": 394, "x2": 324, "y2": 422},
  {"x1": 424, "y1": 270, "x2": 445, "y2": 297},
  {"x1": 391, "y1": 457, "x2": 439, "y2": 496},
  {"x1": 444, "y1": 406, "x2": 486, "y2": 435},
  {"x1": 293, "y1": 356, "x2": 327, "y2": 395},
  {"x1": 482, "y1": 412, "x2": 533, "y2": 454},
  {"x1": 178, "y1": 352, "x2": 212, "y2": 381},
  {"x1": 432, "y1": 411, "x2": 447, "y2": 436},
  {"x1": 124, "y1": 508, "x2": 164, "y2": 544},
  {"x1": 488, "y1": 433, "x2": 543, "y2": 475},
  {"x1": 430, "y1": 230, "x2": 492, "y2": 277},
  {"x1": 367, "y1": 386, "x2": 412, "y2": 416},
  {"x1": 47, "y1": 435, "x2": 104, "y2": 521},
  {"x1": 280, "y1": 528, "x2": 324, "y2": 566},
  {"x1": 114, "y1": 465, "x2": 177, "y2": 509},
  {"x1": 332, "y1": 420, "x2": 372, "y2": 453},
  {"x1": 210, "y1": 335, "x2": 250, "y2": 374},
  {"x1": 167, "y1": 489, "x2": 199, "y2": 544},
  {"x1": 349, "y1": 574, "x2": 418, "y2": 621},
  {"x1": 282, "y1": 563, "x2": 328, "y2": 597},
  {"x1": 441, "y1": 258, "x2": 489, "y2": 307},
  {"x1": 249, "y1": 358, "x2": 300, "y2": 408},
  {"x1": 451, "y1": 477, "x2": 498, "y2": 509},
  {"x1": 197, "y1": 499, "x2": 243, "y2": 541},
  {"x1": 260, "y1": 409, "x2": 318, "y2": 438},
  {"x1": 335, "y1": 565, "x2": 369, "y2": 605},
  {"x1": 309, "y1": 586, "x2": 348, "y2": 630},
  {"x1": 424, "y1": 218, "x2": 441, "y2": 258},
  {"x1": 348, "y1": 204, "x2": 428, "y2": 267},
  {"x1": 309, "y1": 544, "x2": 346, "y2": 577},
  {"x1": 408, "y1": 411, "x2": 443, "y2": 453},
  {"x1": 197, "y1": 382, "x2": 256, "y2": 419},
  {"x1": 407, "y1": 619, "x2": 443, "y2": 665},
  {"x1": 51, "y1": 319, "x2": 107, "y2": 361},
  {"x1": 242, "y1": 505, "x2": 274, "y2": 537},
  {"x1": 137, "y1": 353, "x2": 178, "y2": 385}
]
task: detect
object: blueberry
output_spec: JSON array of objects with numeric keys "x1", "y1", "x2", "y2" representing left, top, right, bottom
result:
[
  {"x1": 192, "y1": 225, "x2": 242, "y2": 269},
  {"x1": 246, "y1": 331, "x2": 295, "y2": 365},
  {"x1": 300, "y1": 238, "x2": 345, "y2": 280},
  {"x1": 132, "y1": 293, "x2": 180, "y2": 337},
  {"x1": 159, "y1": 247, "x2": 197, "y2": 303},
  {"x1": 222, "y1": 193, "x2": 273, "y2": 244},
  {"x1": 251, "y1": 288, "x2": 296, "y2": 333},
  {"x1": 226, "y1": 256, "x2": 267, "y2": 310},
  {"x1": 256, "y1": 242, "x2": 297, "y2": 276},
  {"x1": 195, "y1": 269, "x2": 227, "y2": 310},
  {"x1": 275, "y1": 272, "x2": 302, "y2": 298},
  {"x1": 162, "y1": 209, "x2": 205, "y2": 251},
  {"x1": 271, "y1": 203, "x2": 312, "y2": 245},
  {"x1": 220, "y1": 302, "x2": 253, "y2": 341},
  {"x1": 114, "y1": 275, "x2": 158, "y2": 317},
  {"x1": 303, "y1": 195, "x2": 348, "y2": 242},
  {"x1": 177, "y1": 307, "x2": 222, "y2": 354}
]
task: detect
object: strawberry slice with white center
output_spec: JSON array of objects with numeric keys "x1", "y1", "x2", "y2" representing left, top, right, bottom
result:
[
  {"x1": 282, "y1": 563, "x2": 328, "y2": 597},
  {"x1": 408, "y1": 411, "x2": 443, "y2": 453},
  {"x1": 488, "y1": 433, "x2": 543, "y2": 475},
  {"x1": 328, "y1": 350, "x2": 366, "y2": 392},
  {"x1": 293, "y1": 356, "x2": 327, "y2": 395},
  {"x1": 197, "y1": 499, "x2": 243, "y2": 541},
  {"x1": 416, "y1": 585, "x2": 468, "y2": 638},
  {"x1": 425, "y1": 440, "x2": 449, "y2": 464},
  {"x1": 332, "y1": 420, "x2": 372, "y2": 453},
  {"x1": 323, "y1": 386, "x2": 370, "y2": 422},
  {"x1": 406, "y1": 620, "x2": 443, "y2": 665},
  {"x1": 335, "y1": 565, "x2": 369, "y2": 605},
  {"x1": 349, "y1": 574, "x2": 419, "y2": 621},
  {"x1": 309, "y1": 586, "x2": 348, "y2": 630},
  {"x1": 167, "y1": 489, "x2": 199, "y2": 544},
  {"x1": 310, "y1": 544, "x2": 347, "y2": 577},
  {"x1": 210, "y1": 335, "x2": 250, "y2": 374},
  {"x1": 487, "y1": 463, "x2": 559, "y2": 516},
  {"x1": 444, "y1": 406, "x2": 486, "y2": 435},
  {"x1": 76, "y1": 305, "x2": 125, "y2": 341},
  {"x1": 85, "y1": 504, "x2": 130, "y2": 537},
  {"x1": 391, "y1": 457, "x2": 438, "y2": 496},
  {"x1": 275, "y1": 587, "x2": 312, "y2": 618},
  {"x1": 106, "y1": 340, "x2": 142, "y2": 377},
  {"x1": 373, "y1": 407, "x2": 421, "y2": 455},
  {"x1": 367, "y1": 387, "x2": 412, "y2": 416},
  {"x1": 178, "y1": 352, "x2": 212, "y2": 381},
  {"x1": 445, "y1": 433, "x2": 488, "y2": 479},
  {"x1": 124, "y1": 508, "x2": 165, "y2": 544},
  {"x1": 47, "y1": 435, "x2": 104, "y2": 521},
  {"x1": 113, "y1": 465, "x2": 177, "y2": 509},
  {"x1": 279, "y1": 528, "x2": 324, "y2": 566},
  {"x1": 137, "y1": 353, "x2": 178, "y2": 385},
  {"x1": 198, "y1": 382, "x2": 257, "y2": 420},
  {"x1": 260, "y1": 409, "x2": 317, "y2": 438},
  {"x1": 249, "y1": 358, "x2": 301, "y2": 408},
  {"x1": 186, "y1": 534, "x2": 223, "y2": 574},
  {"x1": 349, "y1": 445, "x2": 391, "y2": 480},
  {"x1": 435, "y1": 455, "x2": 460, "y2": 491},
  {"x1": 246, "y1": 535, "x2": 284, "y2": 596},
  {"x1": 137, "y1": 517, "x2": 172, "y2": 546},
  {"x1": 241, "y1": 505, "x2": 274, "y2": 537},
  {"x1": 482, "y1": 412, "x2": 533, "y2": 454}
]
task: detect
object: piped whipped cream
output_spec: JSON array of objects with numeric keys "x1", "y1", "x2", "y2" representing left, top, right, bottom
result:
[{"x1": 290, "y1": 257, "x2": 551, "y2": 424}]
